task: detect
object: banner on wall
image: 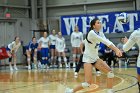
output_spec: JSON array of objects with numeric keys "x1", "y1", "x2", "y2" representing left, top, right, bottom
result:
[{"x1": 61, "y1": 11, "x2": 140, "y2": 35}]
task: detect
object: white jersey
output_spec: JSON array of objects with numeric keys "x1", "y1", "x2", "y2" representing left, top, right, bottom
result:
[
  {"x1": 56, "y1": 37, "x2": 65, "y2": 52},
  {"x1": 8, "y1": 41, "x2": 21, "y2": 52},
  {"x1": 49, "y1": 34, "x2": 57, "y2": 45},
  {"x1": 123, "y1": 29, "x2": 140, "y2": 67},
  {"x1": 83, "y1": 30, "x2": 113, "y2": 63},
  {"x1": 71, "y1": 31, "x2": 83, "y2": 47},
  {"x1": 38, "y1": 37, "x2": 49, "y2": 48}
]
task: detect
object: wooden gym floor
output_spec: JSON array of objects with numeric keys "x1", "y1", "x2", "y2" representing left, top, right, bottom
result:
[{"x1": 0, "y1": 67, "x2": 139, "y2": 93}]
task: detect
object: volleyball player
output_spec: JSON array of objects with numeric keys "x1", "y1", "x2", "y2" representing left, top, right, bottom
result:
[
  {"x1": 49, "y1": 29, "x2": 57, "y2": 67},
  {"x1": 38, "y1": 32, "x2": 50, "y2": 69},
  {"x1": 71, "y1": 25, "x2": 83, "y2": 67},
  {"x1": 6, "y1": 36, "x2": 21, "y2": 71},
  {"x1": 65, "y1": 18, "x2": 122, "y2": 93},
  {"x1": 56, "y1": 31, "x2": 69, "y2": 68},
  {"x1": 123, "y1": 28, "x2": 140, "y2": 92},
  {"x1": 28, "y1": 37, "x2": 38, "y2": 69}
]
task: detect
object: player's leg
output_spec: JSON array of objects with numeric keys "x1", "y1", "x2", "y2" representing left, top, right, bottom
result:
[
  {"x1": 62, "y1": 51, "x2": 69, "y2": 68},
  {"x1": 74, "y1": 54, "x2": 83, "y2": 76},
  {"x1": 50, "y1": 45, "x2": 55, "y2": 67},
  {"x1": 72, "y1": 47, "x2": 77, "y2": 67},
  {"x1": 33, "y1": 49, "x2": 37, "y2": 69},
  {"x1": 65, "y1": 63, "x2": 93, "y2": 93},
  {"x1": 94, "y1": 59, "x2": 114, "y2": 93},
  {"x1": 40, "y1": 48, "x2": 46, "y2": 69},
  {"x1": 9, "y1": 56, "x2": 13, "y2": 71},
  {"x1": 57, "y1": 52, "x2": 62, "y2": 68},
  {"x1": 76, "y1": 47, "x2": 81, "y2": 63},
  {"x1": 13, "y1": 53, "x2": 18, "y2": 70},
  {"x1": 136, "y1": 61, "x2": 140, "y2": 92},
  {"x1": 26, "y1": 50, "x2": 31, "y2": 70},
  {"x1": 44, "y1": 48, "x2": 49, "y2": 69}
]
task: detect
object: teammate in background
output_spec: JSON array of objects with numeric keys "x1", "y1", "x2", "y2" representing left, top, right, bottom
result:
[
  {"x1": 38, "y1": 32, "x2": 50, "y2": 69},
  {"x1": 117, "y1": 38, "x2": 128, "y2": 63},
  {"x1": 56, "y1": 31, "x2": 69, "y2": 68},
  {"x1": 49, "y1": 29, "x2": 57, "y2": 67},
  {"x1": 123, "y1": 28, "x2": 140, "y2": 92},
  {"x1": 37, "y1": 41, "x2": 42, "y2": 69},
  {"x1": 26, "y1": 40, "x2": 32, "y2": 70},
  {"x1": 71, "y1": 25, "x2": 83, "y2": 67},
  {"x1": 28, "y1": 37, "x2": 38, "y2": 70},
  {"x1": 65, "y1": 18, "x2": 122, "y2": 93},
  {"x1": 6, "y1": 36, "x2": 21, "y2": 71}
]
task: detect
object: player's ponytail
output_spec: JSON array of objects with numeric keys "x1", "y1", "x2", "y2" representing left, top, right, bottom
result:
[{"x1": 14, "y1": 36, "x2": 18, "y2": 41}]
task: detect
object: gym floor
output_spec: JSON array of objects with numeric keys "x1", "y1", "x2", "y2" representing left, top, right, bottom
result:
[{"x1": 0, "y1": 67, "x2": 138, "y2": 93}]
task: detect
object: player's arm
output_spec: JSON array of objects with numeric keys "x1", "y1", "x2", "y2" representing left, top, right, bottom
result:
[
  {"x1": 55, "y1": 39, "x2": 58, "y2": 50},
  {"x1": 37, "y1": 38, "x2": 42, "y2": 48},
  {"x1": 123, "y1": 36, "x2": 136, "y2": 52},
  {"x1": 89, "y1": 32, "x2": 122, "y2": 57},
  {"x1": 70, "y1": 33, "x2": 74, "y2": 45},
  {"x1": 9, "y1": 42, "x2": 15, "y2": 53},
  {"x1": 81, "y1": 33, "x2": 83, "y2": 42},
  {"x1": 47, "y1": 37, "x2": 50, "y2": 48},
  {"x1": 14, "y1": 42, "x2": 21, "y2": 53},
  {"x1": 63, "y1": 38, "x2": 66, "y2": 49},
  {"x1": 80, "y1": 42, "x2": 84, "y2": 54},
  {"x1": 89, "y1": 31, "x2": 113, "y2": 47}
]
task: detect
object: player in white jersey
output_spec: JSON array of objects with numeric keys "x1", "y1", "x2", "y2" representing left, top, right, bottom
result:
[
  {"x1": 65, "y1": 18, "x2": 122, "y2": 93},
  {"x1": 56, "y1": 32, "x2": 69, "y2": 68},
  {"x1": 123, "y1": 28, "x2": 140, "y2": 92},
  {"x1": 38, "y1": 32, "x2": 50, "y2": 69},
  {"x1": 71, "y1": 25, "x2": 83, "y2": 67},
  {"x1": 6, "y1": 36, "x2": 21, "y2": 71},
  {"x1": 49, "y1": 29, "x2": 57, "y2": 67}
]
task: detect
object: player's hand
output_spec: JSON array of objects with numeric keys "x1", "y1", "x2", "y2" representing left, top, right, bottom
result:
[
  {"x1": 123, "y1": 36, "x2": 128, "y2": 44},
  {"x1": 115, "y1": 49, "x2": 122, "y2": 57}
]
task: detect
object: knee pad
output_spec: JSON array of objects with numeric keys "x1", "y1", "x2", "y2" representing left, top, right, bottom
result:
[
  {"x1": 34, "y1": 57, "x2": 37, "y2": 61},
  {"x1": 81, "y1": 82, "x2": 90, "y2": 88},
  {"x1": 27, "y1": 58, "x2": 31, "y2": 62},
  {"x1": 9, "y1": 57, "x2": 12, "y2": 62},
  {"x1": 51, "y1": 56, "x2": 54, "y2": 60},
  {"x1": 77, "y1": 54, "x2": 81, "y2": 58},
  {"x1": 73, "y1": 54, "x2": 76, "y2": 58},
  {"x1": 107, "y1": 71, "x2": 114, "y2": 78},
  {"x1": 42, "y1": 57, "x2": 45, "y2": 60},
  {"x1": 64, "y1": 57, "x2": 67, "y2": 62},
  {"x1": 58, "y1": 57, "x2": 61, "y2": 62},
  {"x1": 137, "y1": 67, "x2": 140, "y2": 75}
]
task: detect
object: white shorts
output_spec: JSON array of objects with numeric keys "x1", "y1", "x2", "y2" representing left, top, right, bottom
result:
[
  {"x1": 71, "y1": 43, "x2": 80, "y2": 47},
  {"x1": 82, "y1": 54, "x2": 99, "y2": 63},
  {"x1": 56, "y1": 48, "x2": 65, "y2": 53}
]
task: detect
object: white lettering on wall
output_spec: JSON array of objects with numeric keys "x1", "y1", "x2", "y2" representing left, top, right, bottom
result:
[
  {"x1": 128, "y1": 13, "x2": 138, "y2": 32},
  {"x1": 113, "y1": 14, "x2": 124, "y2": 33},
  {"x1": 81, "y1": 16, "x2": 95, "y2": 34},
  {"x1": 98, "y1": 15, "x2": 109, "y2": 33},
  {"x1": 63, "y1": 17, "x2": 79, "y2": 35}
]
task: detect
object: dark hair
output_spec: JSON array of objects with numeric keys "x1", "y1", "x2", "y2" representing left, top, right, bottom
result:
[
  {"x1": 32, "y1": 36, "x2": 36, "y2": 41},
  {"x1": 89, "y1": 18, "x2": 99, "y2": 31},
  {"x1": 86, "y1": 18, "x2": 99, "y2": 44},
  {"x1": 14, "y1": 36, "x2": 18, "y2": 41}
]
